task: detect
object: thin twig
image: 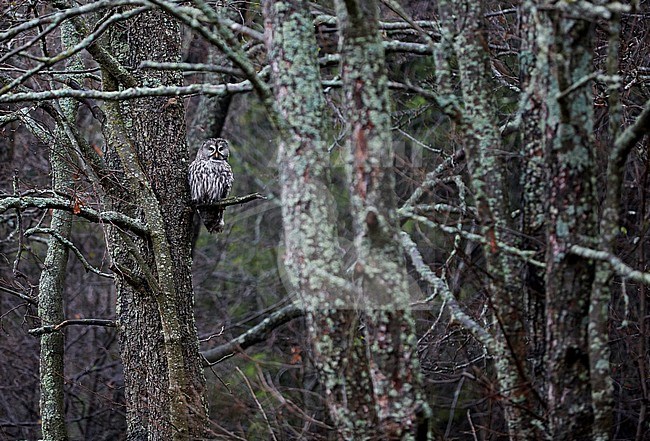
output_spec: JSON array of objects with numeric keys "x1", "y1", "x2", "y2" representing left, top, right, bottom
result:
[
  {"x1": 25, "y1": 227, "x2": 113, "y2": 278},
  {"x1": 201, "y1": 353, "x2": 232, "y2": 394},
  {"x1": 236, "y1": 367, "x2": 278, "y2": 441},
  {"x1": 0, "y1": 285, "x2": 38, "y2": 306}
]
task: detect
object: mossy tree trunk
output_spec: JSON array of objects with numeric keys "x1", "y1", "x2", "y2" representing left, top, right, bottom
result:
[
  {"x1": 434, "y1": 1, "x2": 542, "y2": 438},
  {"x1": 335, "y1": 0, "x2": 428, "y2": 437},
  {"x1": 264, "y1": 0, "x2": 378, "y2": 437},
  {"x1": 265, "y1": 0, "x2": 428, "y2": 438}
]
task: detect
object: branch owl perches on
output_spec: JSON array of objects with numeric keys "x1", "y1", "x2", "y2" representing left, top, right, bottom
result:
[{"x1": 189, "y1": 138, "x2": 234, "y2": 233}]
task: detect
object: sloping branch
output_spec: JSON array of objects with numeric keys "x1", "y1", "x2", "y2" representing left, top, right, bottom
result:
[
  {"x1": 201, "y1": 304, "x2": 304, "y2": 365},
  {"x1": 0, "y1": 285, "x2": 38, "y2": 305},
  {"x1": 52, "y1": 0, "x2": 139, "y2": 88},
  {"x1": 400, "y1": 232, "x2": 495, "y2": 349},
  {"x1": 612, "y1": 96, "x2": 650, "y2": 162},
  {"x1": 571, "y1": 244, "x2": 650, "y2": 285},
  {"x1": 25, "y1": 227, "x2": 113, "y2": 278}
]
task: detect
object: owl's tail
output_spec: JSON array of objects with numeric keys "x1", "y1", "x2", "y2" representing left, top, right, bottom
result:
[{"x1": 199, "y1": 207, "x2": 226, "y2": 233}]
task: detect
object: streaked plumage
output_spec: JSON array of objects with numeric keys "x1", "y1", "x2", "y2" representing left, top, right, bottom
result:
[{"x1": 188, "y1": 138, "x2": 234, "y2": 233}]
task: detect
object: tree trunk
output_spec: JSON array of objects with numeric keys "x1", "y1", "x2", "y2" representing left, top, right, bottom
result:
[
  {"x1": 37, "y1": 19, "x2": 84, "y2": 441},
  {"x1": 517, "y1": 0, "x2": 552, "y2": 429},
  {"x1": 37, "y1": 124, "x2": 72, "y2": 441},
  {"x1": 434, "y1": 1, "x2": 541, "y2": 438},
  {"x1": 103, "y1": 9, "x2": 207, "y2": 440},
  {"x1": 263, "y1": 0, "x2": 378, "y2": 437},
  {"x1": 335, "y1": 0, "x2": 429, "y2": 437},
  {"x1": 544, "y1": 8, "x2": 597, "y2": 440}
]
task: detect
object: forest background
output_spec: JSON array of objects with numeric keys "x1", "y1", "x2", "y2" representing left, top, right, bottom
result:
[{"x1": 1, "y1": 0, "x2": 649, "y2": 440}]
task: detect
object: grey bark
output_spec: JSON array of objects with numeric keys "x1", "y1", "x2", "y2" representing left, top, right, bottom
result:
[
  {"x1": 102, "y1": 9, "x2": 207, "y2": 440},
  {"x1": 37, "y1": 136, "x2": 72, "y2": 441},
  {"x1": 37, "y1": 18, "x2": 85, "y2": 441}
]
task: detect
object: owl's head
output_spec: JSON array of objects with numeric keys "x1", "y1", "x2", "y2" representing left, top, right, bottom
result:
[{"x1": 198, "y1": 138, "x2": 230, "y2": 161}]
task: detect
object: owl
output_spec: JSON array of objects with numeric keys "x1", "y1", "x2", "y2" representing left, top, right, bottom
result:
[{"x1": 188, "y1": 138, "x2": 234, "y2": 233}]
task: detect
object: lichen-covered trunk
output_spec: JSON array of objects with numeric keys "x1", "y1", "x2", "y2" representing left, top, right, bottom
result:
[
  {"x1": 517, "y1": 0, "x2": 553, "y2": 421},
  {"x1": 434, "y1": 1, "x2": 541, "y2": 438},
  {"x1": 335, "y1": 0, "x2": 428, "y2": 437},
  {"x1": 265, "y1": 0, "x2": 427, "y2": 438},
  {"x1": 102, "y1": 9, "x2": 207, "y2": 440},
  {"x1": 543, "y1": 9, "x2": 597, "y2": 440},
  {"x1": 588, "y1": 11, "x2": 622, "y2": 441},
  {"x1": 263, "y1": 1, "x2": 378, "y2": 438},
  {"x1": 38, "y1": 139, "x2": 72, "y2": 441},
  {"x1": 37, "y1": 20, "x2": 83, "y2": 441}
]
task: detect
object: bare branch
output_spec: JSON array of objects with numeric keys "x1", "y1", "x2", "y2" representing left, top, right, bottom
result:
[
  {"x1": 139, "y1": 60, "x2": 245, "y2": 77},
  {"x1": 145, "y1": 0, "x2": 274, "y2": 109},
  {"x1": 24, "y1": 227, "x2": 114, "y2": 278},
  {"x1": 0, "y1": 6, "x2": 146, "y2": 95},
  {"x1": 571, "y1": 244, "x2": 650, "y2": 285},
  {"x1": 236, "y1": 367, "x2": 279, "y2": 441},
  {"x1": 0, "y1": 194, "x2": 149, "y2": 236},
  {"x1": 220, "y1": 17, "x2": 264, "y2": 41},
  {"x1": 28, "y1": 319, "x2": 116, "y2": 336},
  {"x1": 0, "y1": 81, "x2": 252, "y2": 103},
  {"x1": 400, "y1": 232, "x2": 495, "y2": 349},
  {"x1": 201, "y1": 304, "x2": 304, "y2": 365},
  {"x1": 0, "y1": 0, "x2": 146, "y2": 42},
  {"x1": 197, "y1": 192, "x2": 267, "y2": 209},
  {"x1": 52, "y1": 0, "x2": 140, "y2": 88},
  {"x1": 400, "y1": 209, "x2": 545, "y2": 268},
  {"x1": 612, "y1": 96, "x2": 650, "y2": 161},
  {"x1": 0, "y1": 285, "x2": 38, "y2": 306}
]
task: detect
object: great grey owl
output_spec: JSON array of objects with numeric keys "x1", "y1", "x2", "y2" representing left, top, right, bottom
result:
[{"x1": 188, "y1": 138, "x2": 234, "y2": 233}]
